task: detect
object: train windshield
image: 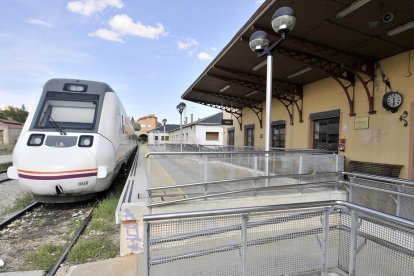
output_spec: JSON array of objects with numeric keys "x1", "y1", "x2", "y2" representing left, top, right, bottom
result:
[{"x1": 35, "y1": 92, "x2": 100, "y2": 131}]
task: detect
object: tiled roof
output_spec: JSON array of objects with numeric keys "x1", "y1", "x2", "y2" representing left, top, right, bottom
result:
[{"x1": 0, "y1": 119, "x2": 23, "y2": 127}]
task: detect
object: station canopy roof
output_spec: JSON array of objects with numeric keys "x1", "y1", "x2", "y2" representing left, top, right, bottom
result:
[{"x1": 182, "y1": 0, "x2": 414, "y2": 116}]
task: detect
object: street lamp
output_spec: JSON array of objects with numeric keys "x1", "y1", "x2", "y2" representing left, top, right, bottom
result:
[
  {"x1": 176, "y1": 102, "x2": 186, "y2": 152},
  {"x1": 249, "y1": 6, "x2": 296, "y2": 184},
  {"x1": 162, "y1": 118, "x2": 167, "y2": 150}
]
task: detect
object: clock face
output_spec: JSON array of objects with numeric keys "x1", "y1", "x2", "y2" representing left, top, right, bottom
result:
[{"x1": 386, "y1": 93, "x2": 402, "y2": 108}]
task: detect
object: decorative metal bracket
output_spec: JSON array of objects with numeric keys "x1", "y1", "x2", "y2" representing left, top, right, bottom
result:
[
  {"x1": 189, "y1": 98, "x2": 243, "y2": 130},
  {"x1": 208, "y1": 67, "x2": 303, "y2": 124},
  {"x1": 248, "y1": 106, "x2": 263, "y2": 128},
  {"x1": 400, "y1": 111, "x2": 408, "y2": 127}
]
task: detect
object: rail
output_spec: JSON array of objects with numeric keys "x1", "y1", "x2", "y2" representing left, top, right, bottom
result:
[
  {"x1": 341, "y1": 171, "x2": 414, "y2": 220},
  {"x1": 143, "y1": 200, "x2": 414, "y2": 276},
  {"x1": 144, "y1": 150, "x2": 343, "y2": 192},
  {"x1": 146, "y1": 172, "x2": 339, "y2": 208},
  {"x1": 144, "y1": 150, "x2": 334, "y2": 158}
]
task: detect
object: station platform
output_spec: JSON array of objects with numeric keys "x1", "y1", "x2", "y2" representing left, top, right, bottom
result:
[{"x1": 116, "y1": 145, "x2": 347, "y2": 256}]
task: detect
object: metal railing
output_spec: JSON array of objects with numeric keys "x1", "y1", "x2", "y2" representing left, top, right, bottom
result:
[
  {"x1": 341, "y1": 172, "x2": 414, "y2": 221},
  {"x1": 144, "y1": 150, "x2": 342, "y2": 190},
  {"x1": 143, "y1": 200, "x2": 414, "y2": 276},
  {"x1": 146, "y1": 171, "x2": 339, "y2": 208}
]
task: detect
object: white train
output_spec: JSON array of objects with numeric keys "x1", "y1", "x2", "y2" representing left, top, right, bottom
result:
[{"x1": 7, "y1": 78, "x2": 137, "y2": 202}]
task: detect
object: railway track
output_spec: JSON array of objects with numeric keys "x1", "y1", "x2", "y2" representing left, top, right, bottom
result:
[
  {"x1": 0, "y1": 200, "x2": 95, "y2": 274},
  {"x1": 0, "y1": 174, "x2": 10, "y2": 183}
]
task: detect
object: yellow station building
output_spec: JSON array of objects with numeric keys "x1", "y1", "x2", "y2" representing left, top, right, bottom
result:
[{"x1": 182, "y1": 0, "x2": 414, "y2": 179}]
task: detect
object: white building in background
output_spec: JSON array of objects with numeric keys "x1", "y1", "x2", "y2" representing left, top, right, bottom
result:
[
  {"x1": 147, "y1": 124, "x2": 179, "y2": 146},
  {"x1": 169, "y1": 112, "x2": 225, "y2": 146}
]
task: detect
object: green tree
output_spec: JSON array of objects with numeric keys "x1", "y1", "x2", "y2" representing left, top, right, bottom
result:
[
  {"x1": 0, "y1": 105, "x2": 29, "y2": 123},
  {"x1": 130, "y1": 117, "x2": 141, "y2": 131}
]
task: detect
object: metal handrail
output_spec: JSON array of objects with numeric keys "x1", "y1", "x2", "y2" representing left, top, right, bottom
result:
[
  {"x1": 147, "y1": 171, "x2": 338, "y2": 192},
  {"x1": 143, "y1": 200, "x2": 414, "y2": 229},
  {"x1": 342, "y1": 171, "x2": 414, "y2": 187},
  {"x1": 145, "y1": 150, "x2": 334, "y2": 158},
  {"x1": 338, "y1": 180, "x2": 414, "y2": 198},
  {"x1": 147, "y1": 181, "x2": 338, "y2": 208}
]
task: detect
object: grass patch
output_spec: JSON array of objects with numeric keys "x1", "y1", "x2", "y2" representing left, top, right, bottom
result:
[
  {"x1": 0, "y1": 162, "x2": 12, "y2": 172},
  {"x1": 25, "y1": 244, "x2": 64, "y2": 271},
  {"x1": 0, "y1": 193, "x2": 33, "y2": 216},
  {"x1": 67, "y1": 236, "x2": 118, "y2": 263},
  {"x1": 0, "y1": 144, "x2": 14, "y2": 155},
  {"x1": 66, "y1": 149, "x2": 137, "y2": 264}
]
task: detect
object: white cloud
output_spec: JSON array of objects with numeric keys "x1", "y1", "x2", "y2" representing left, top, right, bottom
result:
[
  {"x1": 88, "y1": 28, "x2": 124, "y2": 43},
  {"x1": 177, "y1": 38, "x2": 198, "y2": 50},
  {"x1": 67, "y1": 0, "x2": 124, "y2": 17},
  {"x1": 27, "y1": 18, "x2": 53, "y2": 28},
  {"x1": 109, "y1": 14, "x2": 167, "y2": 39},
  {"x1": 89, "y1": 14, "x2": 168, "y2": 42},
  {"x1": 197, "y1": 52, "x2": 212, "y2": 60}
]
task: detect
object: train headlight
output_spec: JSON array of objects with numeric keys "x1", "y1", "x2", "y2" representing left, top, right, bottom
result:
[
  {"x1": 27, "y1": 134, "x2": 45, "y2": 146},
  {"x1": 78, "y1": 135, "x2": 94, "y2": 147}
]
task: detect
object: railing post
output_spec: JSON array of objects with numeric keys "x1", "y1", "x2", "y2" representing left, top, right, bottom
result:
[
  {"x1": 253, "y1": 156, "x2": 258, "y2": 190},
  {"x1": 396, "y1": 184, "x2": 402, "y2": 217},
  {"x1": 348, "y1": 210, "x2": 359, "y2": 276},
  {"x1": 241, "y1": 213, "x2": 249, "y2": 276},
  {"x1": 147, "y1": 158, "x2": 151, "y2": 191},
  {"x1": 322, "y1": 209, "x2": 330, "y2": 276},
  {"x1": 349, "y1": 176, "x2": 355, "y2": 203},
  {"x1": 298, "y1": 155, "x2": 303, "y2": 174},
  {"x1": 204, "y1": 155, "x2": 208, "y2": 195},
  {"x1": 143, "y1": 221, "x2": 150, "y2": 276}
]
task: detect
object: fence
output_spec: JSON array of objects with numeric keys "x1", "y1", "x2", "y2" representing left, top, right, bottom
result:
[
  {"x1": 144, "y1": 150, "x2": 342, "y2": 190},
  {"x1": 143, "y1": 200, "x2": 414, "y2": 276},
  {"x1": 342, "y1": 172, "x2": 414, "y2": 221}
]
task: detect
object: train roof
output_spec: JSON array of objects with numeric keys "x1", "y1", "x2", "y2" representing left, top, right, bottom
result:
[{"x1": 43, "y1": 78, "x2": 115, "y2": 93}]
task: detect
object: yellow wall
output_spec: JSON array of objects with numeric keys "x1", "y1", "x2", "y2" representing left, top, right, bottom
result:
[{"x1": 231, "y1": 49, "x2": 414, "y2": 178}]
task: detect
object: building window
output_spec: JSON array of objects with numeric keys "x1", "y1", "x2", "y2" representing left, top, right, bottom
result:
[
  {"x1": 155, "y1": 136, "x2": 158, "y2": 141},
  {"x1": 227, "y1": 128, "x2": 235, "y2": 146},
  {"x1": 313, "y1": 117, "x2": 339, "y2": 151},
  {"x1": 245, "y1": 124, "x2": 255, "y2": 147},
  {"x1": 165, "y1": 136, "x2": 169, "y2": 141},
  {"x1": 206, "y1": 132, "x2": 219, "y2": 141},
  {"x1": 272, "y1": 120, "x2": 285, "y2": 148},
  {"x1": 186, "y1": 133, "x2": 188, "y2": 141}
]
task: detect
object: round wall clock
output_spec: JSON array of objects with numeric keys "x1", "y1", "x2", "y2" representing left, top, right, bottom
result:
[{"x1": 382, "y1": 91, "x2": 403, "y2": 113}]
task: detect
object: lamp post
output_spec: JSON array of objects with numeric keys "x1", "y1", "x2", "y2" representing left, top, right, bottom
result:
[
  {"x1": 249, "y1": 6, "x2": 296, "y2": 184},
  {"x1": 176, "y1": 102, "x2": 186, "y2": 152},
  {"x1": 162, "y1": 118, "x2": 167, "y2": 150}
]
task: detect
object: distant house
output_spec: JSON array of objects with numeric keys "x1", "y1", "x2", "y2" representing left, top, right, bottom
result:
[
  {"x1": 169, "y1": 112, "x2": 224, "y2": 146},
  {"x1": 0, "y1": 119, "x2": 23, "y2": 145},
  {"x1": 137, "y1": 114, "x2": 159, "y2": 133},
  {"x1": 147, "y1": 124, "x2": 180, "y2": 145}
]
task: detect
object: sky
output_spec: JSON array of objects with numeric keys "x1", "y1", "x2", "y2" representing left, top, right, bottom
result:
[{"x1": 0, "y1": 0, "x2": 265, "y2": 124}]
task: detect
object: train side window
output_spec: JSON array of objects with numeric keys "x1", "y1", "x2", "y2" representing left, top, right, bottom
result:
[{"x1": 121, "y1": 115, "x2": 125, "y2": 134}]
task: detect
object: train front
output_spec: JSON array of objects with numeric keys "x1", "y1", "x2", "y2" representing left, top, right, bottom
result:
[{"x1": 7, "y1": 79, "x2": 115, "y2": 202}]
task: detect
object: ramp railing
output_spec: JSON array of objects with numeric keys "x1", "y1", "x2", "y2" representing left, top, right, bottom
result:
[
  {"x1": 144, "y1": 150, "x2": 342, "y2": 190},
  {"x1": 143, "y1": 200, "x2": 414, "y2": 276},
  {"x1": 341, "y1": 172, "x2": 414, "y2": 221}
]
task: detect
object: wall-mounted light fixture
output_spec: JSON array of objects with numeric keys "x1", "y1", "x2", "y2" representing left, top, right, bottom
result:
[{"x1": 336, "y1": 0, "x2": 372, "y2": 19}]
